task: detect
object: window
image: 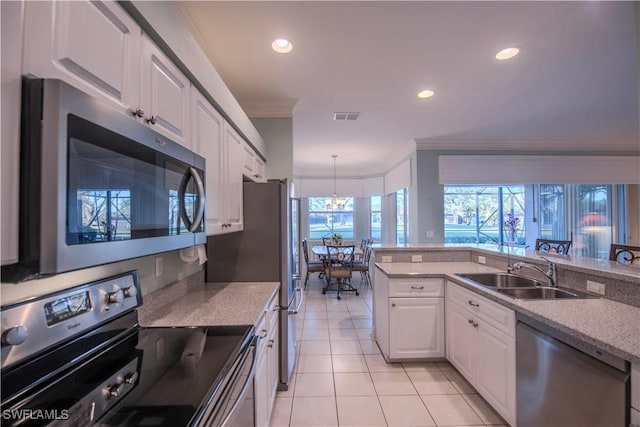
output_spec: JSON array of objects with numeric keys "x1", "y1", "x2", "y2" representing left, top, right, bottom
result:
[
  {"x1": 308, "y1": 197, "x2": 354, "y2": 240},
  {"x1": 538, "y1": 184, "x2": 618, "y2": 259},
  {"x1": 370, "y1": 196, "x2": 382, "y2": 242},
  {"x1": 396, "y1": 188, "x2": 409, "y2": 244},
  {"x1": 444, "y1": 185, "x2": 525, "y2": 245}
]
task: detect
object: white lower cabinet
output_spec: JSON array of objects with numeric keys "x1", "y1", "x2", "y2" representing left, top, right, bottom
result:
[
  {"x1": 254, "y1": 293, "x2": 280, "y2": 427},
  {"x1": 389, "y1": 297, "x2": 444, "y2": 359},
  {"x1": 373, "y1": 268, "x2": 445, "y2": 361},
  {"x1": 446, "y1": 280, "x2": 516, "y2": 426}
]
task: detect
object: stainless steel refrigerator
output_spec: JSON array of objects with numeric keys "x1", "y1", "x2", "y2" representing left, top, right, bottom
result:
[{"x1": 206, "y1": 179, "x2": 302, "y2": 390}]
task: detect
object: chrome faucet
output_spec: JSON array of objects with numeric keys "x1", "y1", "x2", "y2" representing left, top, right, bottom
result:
[{"x1": 508, "y1": 259, "x2": 558, "y2": 287}]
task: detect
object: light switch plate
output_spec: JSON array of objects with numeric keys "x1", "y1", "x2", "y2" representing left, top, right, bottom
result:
[
  {"x1": 478, "y1": 256, "x2": 486, "y2": 264},
  {"x1": 586, "y1": 280, "x2": 605, "y2": 295},
  {"x1": 411, "y1": 255, "x2": 423, "y2": 263},
  {"x1": 381, "y1": 255, "x2": 393, "y2": 263}
]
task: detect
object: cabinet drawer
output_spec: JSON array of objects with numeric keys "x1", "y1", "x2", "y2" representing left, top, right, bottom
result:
[
  {"x1": 447, "y1": 281, "x2": 515, "y2": 338},
  {"x1": 389, "y1": 278, "x2": 444, "y2": 297}
]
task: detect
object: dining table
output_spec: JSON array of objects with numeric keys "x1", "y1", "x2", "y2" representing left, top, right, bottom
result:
[{"x1": 311, "y1": 245, "x2": 363, "y2": 261}]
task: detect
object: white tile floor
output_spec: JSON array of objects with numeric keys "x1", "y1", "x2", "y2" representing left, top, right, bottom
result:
[{"x1": 269, "y1": 274, "x2": 509, "y2": 427}]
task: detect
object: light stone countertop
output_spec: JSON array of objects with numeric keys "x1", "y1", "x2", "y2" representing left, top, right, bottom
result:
[
  {"x1": 375, "y1": 262, "x2": 640, "y2": 364},
  {"x1": 139, "y1": 281, "x2": 280, "y2": 328}
]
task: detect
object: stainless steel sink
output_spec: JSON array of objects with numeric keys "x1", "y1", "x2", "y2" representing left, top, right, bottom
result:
[
  {"x1": 455, "y1": 272, "x2": 588, "y2": 299},
  {"x1": 496, "y1": 287, "x2": 579, "y2": 299},
  {"x1": 455, "y1": 272, "x2": 544, "y2": 288}
]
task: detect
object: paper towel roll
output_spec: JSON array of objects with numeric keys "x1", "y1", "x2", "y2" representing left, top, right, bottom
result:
[
  {"x1": 196, "y1": 244, "x2": 207, "y2": 265},
  {"x1": 181, "y1": 329, "x2": 207, "y2": 377},
  {"x1": 180, "y1": 244, "x2": 207, "y2": 265}
]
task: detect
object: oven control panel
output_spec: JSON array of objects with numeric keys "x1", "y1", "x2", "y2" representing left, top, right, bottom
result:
[{"x1": 1, "y1": 271, "x2": 142, "y2": 370}]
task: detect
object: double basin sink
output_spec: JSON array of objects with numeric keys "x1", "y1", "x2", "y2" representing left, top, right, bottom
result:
[{"x1": 455, "y1": 272, "x2": 587, "y2": 300}]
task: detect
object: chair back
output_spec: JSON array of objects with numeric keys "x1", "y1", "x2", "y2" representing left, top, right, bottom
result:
[
  {"x1": 609, "y1": 244, "x2": 640, "y2": 264},
  {"x1": 535, "y1": 238, "x2": 572, "y2": 255},
  {"x1": 322, "y1": 237, "x2": 332, "y2": 246},
  {"x1": 325, "y1": 245, "x2": 355, "y2": 279},
  {"x1": 302, "y1": 239, "x2": 311, "y2": 264}
]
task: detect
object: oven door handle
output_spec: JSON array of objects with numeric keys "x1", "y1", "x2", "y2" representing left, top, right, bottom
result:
[
  {"x1": 220, "y1": 336, "x2": 258, "y2": 427},
  {"x1": 178, "y1": 167, "x2": 205, "y2": 233}
]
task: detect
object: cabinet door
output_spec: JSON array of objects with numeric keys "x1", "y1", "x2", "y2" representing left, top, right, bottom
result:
[
  {"x1": 140, "y1": 34, "x2": 190, "y2": 145},
  {"x1": 243, "y1": 142, "x2": 256, "y2": 178},
  {"x1": 223, "y1": 124, "x2": 244, "y2": 232},
  {"x1": 389, "y1": 298, "x2": 444, "y2": 359},
  {"x1": 24, "y1": 0, "x2": 140, "y2": 110},
  {"x1": 1, "y1": 0, "x2": 23, "y2": 265},
  {"x1": 475, "y1": 321, "x2": 515, "y2": 426},
  {"x1": 267, "y1": 323, "x2": 280, "y2": 417},
  {"x1": 254, "y1": 157, "x2": 266, "y2": 182},
  {"x1": 254, "y1": 348, "x2": 269, "y2": 427},
  {"x1": 190, "y1": 88, "x2": 225, "y2": 234},
  {"x1": 446, "y1": 301, "x2": 475, "y2": 380}
]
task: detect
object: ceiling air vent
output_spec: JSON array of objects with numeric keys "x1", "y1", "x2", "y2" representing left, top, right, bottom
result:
[{"x1": 333, "y1": 112, "x2": 360, "y2": 121}]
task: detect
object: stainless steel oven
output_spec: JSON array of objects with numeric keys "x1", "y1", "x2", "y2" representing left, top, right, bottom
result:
[
  {"x1": 2, "y1": 77, "x2": 205, "y2": 282},
  {"x1": 0, "y1": 271, "x2": 256, "y2": 427}
]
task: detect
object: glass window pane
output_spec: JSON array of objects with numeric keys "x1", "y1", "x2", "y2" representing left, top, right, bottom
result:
[
  {"x1": 370, "y1": 196, "x2": 381, "y2": 243},
  {"x1": 308, "y1": 196, "x2": 354, "y2": 240}
]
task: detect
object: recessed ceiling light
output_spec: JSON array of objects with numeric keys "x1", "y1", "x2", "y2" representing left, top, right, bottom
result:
[
  {"x1": 495, "y1": 47, "x2": 520, "y2": 60},
  {"x1": 272, "y1": 38, "x2": 293, "y2": 54},
  {"x1": 417, "y1": 90, "x2": 435, "y2": 99}
]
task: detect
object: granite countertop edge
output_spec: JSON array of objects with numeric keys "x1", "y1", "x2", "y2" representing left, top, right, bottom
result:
[{"x1": 375, "y1": 262, "x2": 640, "y2": 364}]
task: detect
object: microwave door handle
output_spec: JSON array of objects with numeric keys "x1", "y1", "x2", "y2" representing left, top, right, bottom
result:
[
  {"x1": 178, "y1": 168, "x2": 193, "y2": 231},
  {"x1": 190, "y1": 167, "x2": 205, "y2": 232},
  {"x1": 178, "y1": 167, "x2": 205, "y2": 233}
]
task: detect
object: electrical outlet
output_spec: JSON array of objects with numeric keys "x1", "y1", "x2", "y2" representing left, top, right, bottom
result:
[
  {"x1": 478, "y1": 256, "x2": 486, "y2": 264},
  {"x1": 381, "y1": 255, "x2": 393, "y2": 263},
  {"x1": 425, "y1": 230, "x2": 434, "y2": 238},
  {"x1": 587, "y1": 280, "x2": 605, "y2": 295},
  {"x1": 411, "y1": 255, "x2": 423, "y2": 263},
  {"x1": 155, "y1": 256, "x2": 163, "y2": 277}
]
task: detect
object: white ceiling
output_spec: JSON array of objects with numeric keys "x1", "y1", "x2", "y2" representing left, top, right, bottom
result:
[{"x1": 176, "y1": 1, "x2": 639, "y2": 177}]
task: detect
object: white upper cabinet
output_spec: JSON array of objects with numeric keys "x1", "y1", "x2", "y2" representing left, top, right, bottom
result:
[
  {"x1": 224, "y1": 123, "x2": 244, "y2": 232},
  {"x1": 1, "y1": 0, "x2": 24, "y2": 265},
  {"x1": 190, "y1": 87, "x2": 225, "y2": 234},
  {"x1": 24, "y1": 1, "x2": 190, "y2": 146},
  {"x1": 243, "y1": 142, "x2": 267, "y2": 182},
  {"x1": 23, "y1": 0, "x2": 140, "y2": 110},
  {"x1": 139, "y1": 34, "x2": 190, "y2": 145}
]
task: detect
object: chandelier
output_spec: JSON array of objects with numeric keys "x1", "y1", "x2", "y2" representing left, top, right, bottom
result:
[{"x1": 326, "y1": 155, "x2": 346, "y2": 211}]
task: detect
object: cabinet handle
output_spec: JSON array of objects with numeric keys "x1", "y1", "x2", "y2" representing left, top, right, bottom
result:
[
  {"x1": 254, "y1": 174, "x2": 261, "y2": 178},
  {"x1": 472, "y1": 321, "x2": 479, "y2": 328},
  {"x1": 410, "y1": 286, "x2": 424, "y2": 290},
  {"x1": 146, "y1": 115, "x2": 157, "y2": 125},
  {"x1": 391, "y1": 303, "x2": 396, "y2": 307},
  {"x1": 268, "y1": 339, "x2": 274, "y2": 348},
  {"x1": 131, "y1": 107, "x2": 145, "y2": 118},
  {"x1": 259, "y1": 329, "x2": 267, "y2": 339},
  {"x1": 468, "y1": 319, "x2": 474, "y2": 324},
  {"x1": 468, "y1": 300, "x2": 479, "y2": 307},
  {"x1": 273, "y1": 305, "x2": 280, "y2": 311}
]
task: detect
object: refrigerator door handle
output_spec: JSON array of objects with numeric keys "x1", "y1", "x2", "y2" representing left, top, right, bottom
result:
[{"x1": 288, "y1": 286, "x2": 304, "y2": 314}]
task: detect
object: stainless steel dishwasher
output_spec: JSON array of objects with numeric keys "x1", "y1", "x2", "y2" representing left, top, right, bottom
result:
[{"x1": 516, "y1": 313, "x2": 630, "y2": 427}]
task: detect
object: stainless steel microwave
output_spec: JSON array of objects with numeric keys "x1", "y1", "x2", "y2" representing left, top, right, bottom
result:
[{"x1": 2, "y1": 77, "x2": 205, "y2": 282}]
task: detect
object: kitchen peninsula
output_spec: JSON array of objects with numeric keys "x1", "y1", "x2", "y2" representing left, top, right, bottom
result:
[{"x1": 370, "y1": 244, "x2": 640, "y2": 426}]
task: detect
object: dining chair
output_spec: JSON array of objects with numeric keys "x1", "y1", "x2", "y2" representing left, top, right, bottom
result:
[
  {"x1": 302, "y1": 239, "x2": 325, "y2": 289},
  {"x1": 609, "y1": 244, "x2": 640, "y2": 264},
  {"x1": 323, "y1": 245, "x2": 358, "y2": 299},
  {"x1": 322, "y1": 236, "x2": 332, "y2": 246},
  {"x1": 535, "y1": 238, "x2": 572, "y2": 255},
  {"x1": 352, "y1": 245, "x2": 372, "y2": 288}
]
